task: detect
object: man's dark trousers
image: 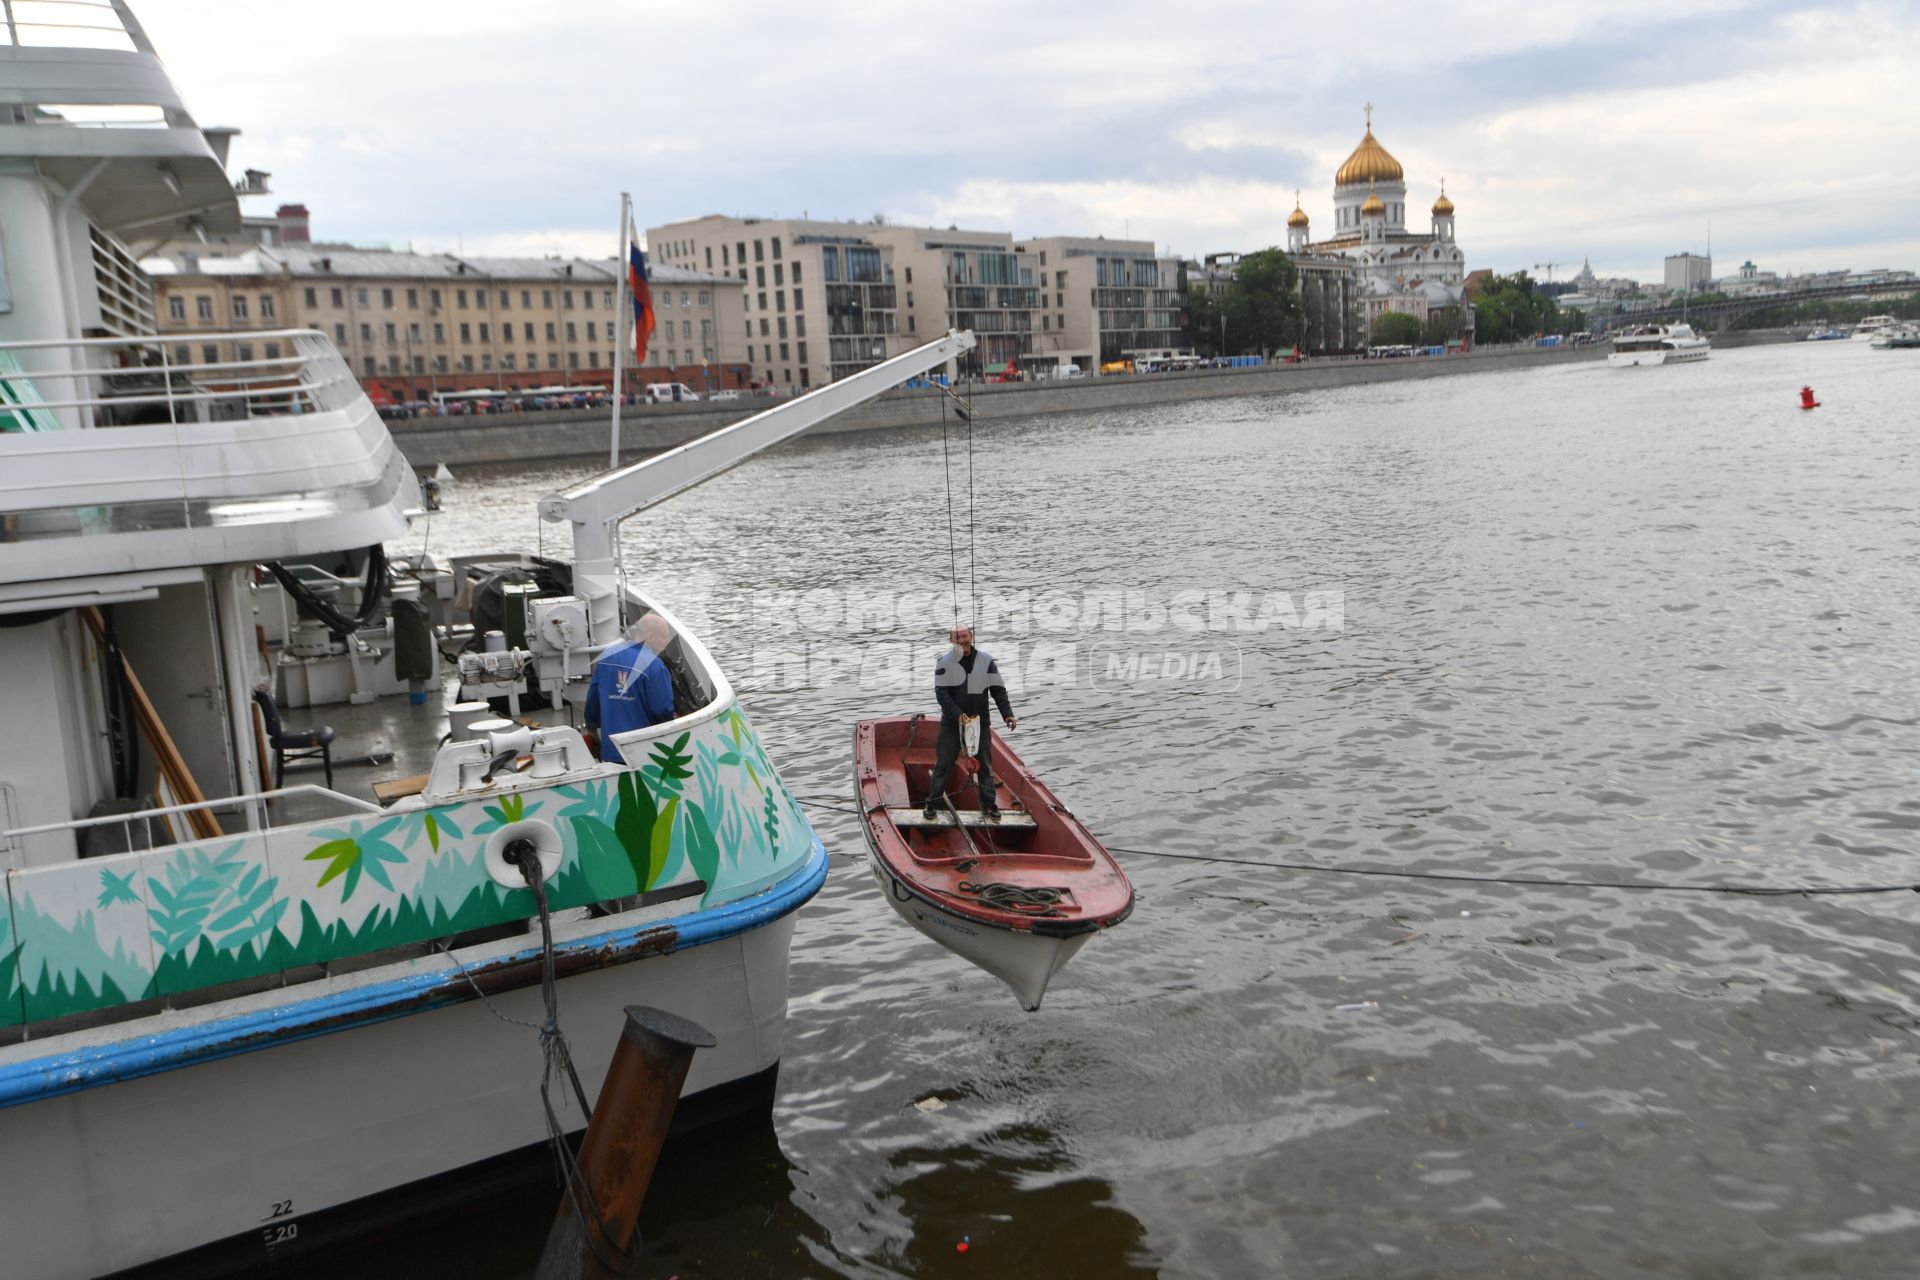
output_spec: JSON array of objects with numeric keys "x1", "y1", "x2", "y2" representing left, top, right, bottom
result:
[{"x1": 926, "y1": 714, "x2": 995, "y2": 813}]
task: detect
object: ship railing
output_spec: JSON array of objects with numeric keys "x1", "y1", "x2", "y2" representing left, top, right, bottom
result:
[
  {"x1": 0, "y1": 0, "x2": 144, "y2": 52},
  {"x1": 1, "y1": 784, "x2": 386, "y2": 855},
  {"x1": 0, "y1": 329, "x2": 365, "y2": 431}
]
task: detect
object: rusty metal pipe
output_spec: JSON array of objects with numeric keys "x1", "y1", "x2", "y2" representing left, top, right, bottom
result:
[{"x1": 534, "y1": 1005, "x2": 716, "y2": 1279}]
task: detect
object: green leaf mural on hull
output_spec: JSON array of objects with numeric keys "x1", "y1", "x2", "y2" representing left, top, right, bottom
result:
[
  {"x1": 0, "y1": 904, "x2": 23, "y2": 1027},
  {"x1": 5, "y1": 704, "x2": 815, "y2": 1026}
]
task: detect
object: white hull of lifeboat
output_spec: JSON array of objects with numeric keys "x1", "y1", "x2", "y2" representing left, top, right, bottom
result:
[{"x1": 867, "y1": 856, "x2": 1091, "y2": 1011}]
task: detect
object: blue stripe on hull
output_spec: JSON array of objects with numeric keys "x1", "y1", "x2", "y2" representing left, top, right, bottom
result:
[{"x1": 0, "y1": 836, "x2": 828, "y2": 1110}]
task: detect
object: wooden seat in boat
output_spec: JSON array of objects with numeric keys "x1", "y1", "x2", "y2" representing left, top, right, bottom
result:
[{"x1": 885, "y1": 806, "x2": 1038, "y2": 830}]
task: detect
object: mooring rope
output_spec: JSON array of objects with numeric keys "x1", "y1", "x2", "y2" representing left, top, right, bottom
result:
[
  {"x1": 789, "y1": 797, "x2": 1919, "y2": 898},
  {"x1": 521, "y1": 853, "x2": 646, "y2": 1275},
  {"x1": 440, "y1": 850, "x2": 643, "y2": 1272}
]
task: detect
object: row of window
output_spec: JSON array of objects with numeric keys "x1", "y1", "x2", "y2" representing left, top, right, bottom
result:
[
  {"x1": 748, "y1": 341, "x2": 807, "y2": 366},
  {"x1": 322, "y1": 316, "x2": 717, "y2": 348},
  {"x1": 745, "y1": 315, "x2": 805, "y2": 339},
  {"x1": 169, "y1": 341, "x2": 744, "y2": 381},
  {"x1": 365, "y1": 351, "x2": 615, "y2": 375},
  {"x1": 166, "y1": 294, "x2": 277, "y2": 323},
  {"x1": 1336, "y1": 204, "x2": 1408, "y2": 227},
  {"x1": 1098, "y1": 311, "x2": 1183, "y2": 331},
  {"x1": 1094, "y1": 258, "x2": 1161, "y2": 288},
  {"x1": 741, "y1": 262, "x2": 801, "y2": 289},
  {"x1": 745, "y1": 287, "x2": 806, "y2": 315},
  {"x1": 303, "y1": 285, "x2": 617, "y2": 312},
  {"x1": 657, "y1": 234, "x2": 782, "y2": 272},
  {"x1": 165, "y1": 286, "x2": 714, "y2": 329},
  {"x1": 822, "y1": 246, "x2": 883, "y2": 284},
  {"x1": 168, "y1": 342, "x2": 283, "y2": 365}
]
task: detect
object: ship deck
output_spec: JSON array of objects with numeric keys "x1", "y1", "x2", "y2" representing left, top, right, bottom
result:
[{"x1": 274, "y1": 677, "x2": 571, "y2": 827}]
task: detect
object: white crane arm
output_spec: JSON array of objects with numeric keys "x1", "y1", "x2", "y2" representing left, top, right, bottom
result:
[{"x1": 540, "y1": 328, "x2": 976, "y2": 646}]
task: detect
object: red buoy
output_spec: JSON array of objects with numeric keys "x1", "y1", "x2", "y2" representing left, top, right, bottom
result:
[{"x1": 1799, "y1": 386, "x2": 1820, "y2": 409}]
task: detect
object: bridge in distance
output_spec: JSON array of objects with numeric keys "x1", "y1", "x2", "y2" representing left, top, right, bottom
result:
[{"x1": 1591, "y1": 278, "x2": 1916, "y2": 329}]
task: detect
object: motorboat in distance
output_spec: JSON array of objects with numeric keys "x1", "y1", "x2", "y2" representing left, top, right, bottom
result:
[{"x1": 1609, "y1": 323, "x2": 1712, "y2": 367}]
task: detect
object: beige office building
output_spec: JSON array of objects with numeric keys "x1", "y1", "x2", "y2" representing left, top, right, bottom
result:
[
  {"x1": 148, "y1": 247, "x2": 746, "y2": 398},
  {"x1": 1016, "y1": 236, "x2": 1184, "y2": 372},
  {"x1": 649, "y1": 214, "x2": 927, "y2": 390},
  {"x1": 864, "y1": 226, "x2": 1042, "y2": 377},
  {"x1": 648, "y1": 216, "x2": 1194, "y2": 381}
]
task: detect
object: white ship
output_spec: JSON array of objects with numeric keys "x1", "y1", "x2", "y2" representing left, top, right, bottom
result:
[
  {"x1": 1608, "y1": 323, "x2": 1712, "y2": 367},
  {"x1": 1851, "y1": 315, "x2": 1897, "y2": 341},
  {"x1": 0, "y1": 5, "x2": 972, "y2": 1275}
]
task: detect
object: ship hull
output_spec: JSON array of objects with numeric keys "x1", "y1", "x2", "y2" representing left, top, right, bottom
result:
[
  {"x1": 1608, "y1": 344, "x2": 1710, "y2": 367},
  {"x1": 0, "y1": 846, "x2": 824, "y2": 1280}
]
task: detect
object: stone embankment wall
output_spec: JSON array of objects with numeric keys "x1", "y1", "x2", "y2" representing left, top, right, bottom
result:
[{"x1": 388, "y1": 334, "x2": 1779, "y2": 469}]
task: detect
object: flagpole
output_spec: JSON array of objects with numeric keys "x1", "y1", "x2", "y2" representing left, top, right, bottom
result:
[{"x1": 611, "y1": 191, "x2": 630, "y2": 469}]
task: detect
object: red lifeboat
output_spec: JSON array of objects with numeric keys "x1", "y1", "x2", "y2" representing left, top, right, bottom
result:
[{"x1": 854, "y1": 716, "x2": 1134, "y2": 1010}]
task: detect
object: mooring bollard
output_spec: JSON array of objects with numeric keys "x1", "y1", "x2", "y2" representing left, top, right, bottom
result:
[{"x1": 534, "y1": 1005, "x2": 717, "y2": 1280}]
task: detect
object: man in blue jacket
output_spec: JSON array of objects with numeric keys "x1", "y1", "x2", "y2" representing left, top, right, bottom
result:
[
  {"x1": 923, "y1": 624, "x2": 1018, "y2": 821},
  {"x1": 584, "y1": 614, "x2": 676, "y2": 764}
]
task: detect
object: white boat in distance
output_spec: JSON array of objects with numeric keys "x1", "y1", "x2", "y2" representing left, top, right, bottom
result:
[
  {"x1": 1609, "y1": 323, "x2": 1712, "y2": 367},
  {"x1": 1851, "y1": 315, "x2": 1898, "y2": 341}
]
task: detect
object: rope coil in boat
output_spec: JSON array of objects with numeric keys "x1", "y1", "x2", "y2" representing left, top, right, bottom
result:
[{"x1": 956, "y1": 880, "x2": 1067, "y2": 916}]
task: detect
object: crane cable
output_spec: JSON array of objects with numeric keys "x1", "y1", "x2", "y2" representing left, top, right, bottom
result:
[
  {"x1": 936, "y1": 378, "x2": 979, "y2": 627},
  {"x1": 939, "y1": 384, "x2": 960, "y2": 625},
  {"x1": 966, "y1": 384, "x2": 977, "y2": 623}
]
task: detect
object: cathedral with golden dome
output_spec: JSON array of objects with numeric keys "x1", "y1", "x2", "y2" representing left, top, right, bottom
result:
[{"x1": 1286, "y1": 106, "x2": 1470, "y2": 340}]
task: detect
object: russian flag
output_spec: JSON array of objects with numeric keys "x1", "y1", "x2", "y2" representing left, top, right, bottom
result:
[{"x1": 628, "y1": 216, "x2": 655, "y2": 366}]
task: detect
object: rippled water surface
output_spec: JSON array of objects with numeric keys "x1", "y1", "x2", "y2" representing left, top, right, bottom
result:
[{"x1": 405, "y1": 343, "x2": 1920, "y2": 1278}]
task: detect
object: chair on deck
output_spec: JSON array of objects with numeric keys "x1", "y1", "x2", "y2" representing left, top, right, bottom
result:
[{"x1": 252, "y1": 688, "x2": 336, "y2": 790}]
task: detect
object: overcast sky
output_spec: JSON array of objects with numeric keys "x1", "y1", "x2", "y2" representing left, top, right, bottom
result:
[{"x1": 139, "y1": 0, "x2": 1918, "y2": 282}]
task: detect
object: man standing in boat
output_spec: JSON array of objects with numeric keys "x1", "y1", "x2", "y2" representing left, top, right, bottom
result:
[
  {"x1": 584, "y1": 613, "x2": 676, "y2": 764},
  {"x1": 924, "y1": 624, "x2": 1018, "y2": 821}
]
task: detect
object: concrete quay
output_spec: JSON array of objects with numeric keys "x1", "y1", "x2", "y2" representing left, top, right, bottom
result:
[{"x1": 388, "y1": 332, "x2": 1784, "y2": 470}]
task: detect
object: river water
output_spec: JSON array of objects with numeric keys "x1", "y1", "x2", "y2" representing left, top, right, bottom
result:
[{"x1": 403, "y1": 341, "x2": 1920, "y2": 1278}]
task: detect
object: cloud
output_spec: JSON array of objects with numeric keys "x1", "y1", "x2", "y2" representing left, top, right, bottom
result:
[{"x1": 128, "y1": 0, "x2": 1920, "y2": 280}]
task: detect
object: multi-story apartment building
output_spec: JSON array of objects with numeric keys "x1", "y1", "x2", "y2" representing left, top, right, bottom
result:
[
  {"x1": 1016, "y1": 236, "x2": 1184, "y2": 372},
  {"x1": 148, "y1": 248, "x2": 747, "y2": 399},
  {"x1": 648, "y1": 215, "x2": 903, "y2": 391},
  {"x1": 865, "y1": 226, "x2": 1040, "y2": 378},
  {"x1": 650, "y1": 217, "x2": 1201, "y2": 379}
]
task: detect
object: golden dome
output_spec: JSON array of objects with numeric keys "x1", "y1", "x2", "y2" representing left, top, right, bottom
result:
[
  {"x1": 1360, "y1": 190, "x2": 1385, "y2": 216},
  {"x1": 1287, "y1": 192, "x2": 1310, "y2": 228},
  {"x1": 1335, "y1": 127, "x2": 1404, "y2": 187},
  {"x1": 1432, "y1": 180, "x2": 1454, "y2": 216}
]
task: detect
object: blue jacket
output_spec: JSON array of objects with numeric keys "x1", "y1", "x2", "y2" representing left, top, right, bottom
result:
[{"x1": 585, "y1": 640, "x2": 674, "y2": 763}]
